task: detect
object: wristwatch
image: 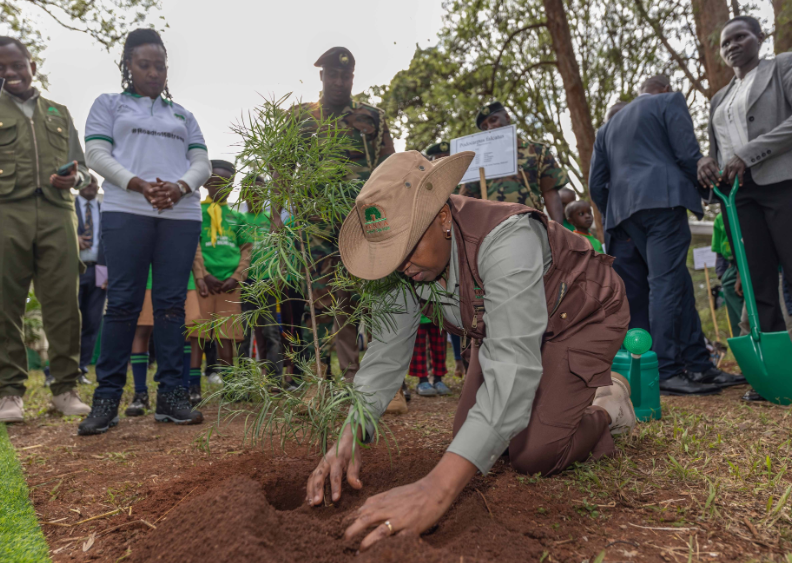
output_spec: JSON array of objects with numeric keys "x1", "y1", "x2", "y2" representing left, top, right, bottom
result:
[{"x1": 177, "y1": 180, "x2": 192, "y2": 197}]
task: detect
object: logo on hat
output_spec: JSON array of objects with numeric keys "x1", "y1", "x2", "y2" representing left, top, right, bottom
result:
[
  {"x1": 340, "y1": 53, "x2": 350, "y2": 66},
  {"x1": 481, "y1": 106, "x2": 490, "y2": 116},
  {"x1": 363, "y1": 204, "x2": 389, "y2": 235},
  {"x1": 440, "y1": 142, "x2": 449, "y2": 152}
]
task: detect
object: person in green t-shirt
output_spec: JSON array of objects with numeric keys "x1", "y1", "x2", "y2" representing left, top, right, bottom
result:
[
  {"x1": 194, "y1": 160, "x2": 253, "y2": 381},
  {"x1": 559, "y1": 187, "x2": 577, "y2": 232},
  {"x1": 712, "y1": 212, "x2": 743, "y2": 336},
  {"x1": 239, "y1": 174, "x2": 288, "y2": 386},
  {"x1": 566, "y1": 200, "x2": 604, "y2": 253}
]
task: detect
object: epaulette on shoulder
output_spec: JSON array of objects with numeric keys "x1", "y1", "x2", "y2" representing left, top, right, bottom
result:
[{"x1": 355, "y1": 101, "x2": 385, "y2": 116}]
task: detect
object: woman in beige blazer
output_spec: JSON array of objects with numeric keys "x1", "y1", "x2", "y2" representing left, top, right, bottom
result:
[{"x1": 698, "y1": 15, "x2": 792, "y2": 335}]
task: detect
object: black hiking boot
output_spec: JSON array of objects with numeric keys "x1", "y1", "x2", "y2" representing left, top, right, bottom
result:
[
  {"x1": 78, "y1": 398, "x2": 120, "y2": 436},
  {"x1": 155, "y1": 387, "x2": 203, "y2": 425},
  {"x1": 188, "y1": 384, "x2": 202, "y2": 407},
  {"x1": 125, "y1": 392, "x2": 149, "y2": 417}
]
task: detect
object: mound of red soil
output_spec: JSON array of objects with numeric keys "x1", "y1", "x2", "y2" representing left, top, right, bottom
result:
[{"x1": 129, "y1": 473, "x2": 488, "y2": 563}]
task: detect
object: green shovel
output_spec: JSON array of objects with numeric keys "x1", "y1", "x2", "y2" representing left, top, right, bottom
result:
[{"x1": 713, "y1": 178, "x2": 792, "y2": 404}]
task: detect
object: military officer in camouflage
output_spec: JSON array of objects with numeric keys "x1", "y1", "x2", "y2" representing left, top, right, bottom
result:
[
  {"x1": 460, "y1": 101, "x2": 567, "y2": 224},
  {"x1": 295, "y1": 47, "x2": 395, "y2": 381},
  {"x1": 424, "y1": 141, "x2": 450, "y2": 161},
  {"x1": 0, "y1": 37, "x2": 92, "y2": 422}
]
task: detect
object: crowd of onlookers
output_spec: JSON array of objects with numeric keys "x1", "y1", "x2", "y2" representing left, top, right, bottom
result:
[{"x1": 1, "y1": 13, "x2": 791, "y2": 428}]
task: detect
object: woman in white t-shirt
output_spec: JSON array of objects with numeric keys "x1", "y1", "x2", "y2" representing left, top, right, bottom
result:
[{"x1": 79, "y1": 28, "x2": 211, "y2": 435}]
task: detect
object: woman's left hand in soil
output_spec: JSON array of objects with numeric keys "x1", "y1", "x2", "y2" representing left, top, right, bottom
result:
[{"x1": 344, "y1": 452, "x2": 477, "y2": 552}]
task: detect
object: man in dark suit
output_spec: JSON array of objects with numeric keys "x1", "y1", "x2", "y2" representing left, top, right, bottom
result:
[
  {"x1": 74, "y1": 175, "x2": 106, "y2": 383},
  {"x1": 597, "y1": 101, "x2": 651, "y2": 334},
  {"x1": 590, "y1": 75, "x2": 743, "y2": 395}
]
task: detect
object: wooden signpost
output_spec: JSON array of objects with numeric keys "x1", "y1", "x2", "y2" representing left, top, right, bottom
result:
[{"x1": 451, "y1": 124, "x2": 518, "y2": 201}]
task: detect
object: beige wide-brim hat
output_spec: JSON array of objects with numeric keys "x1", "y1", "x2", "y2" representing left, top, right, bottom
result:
[{"x1": 339, "y1": 150, "x2": 475, "y2": 280}]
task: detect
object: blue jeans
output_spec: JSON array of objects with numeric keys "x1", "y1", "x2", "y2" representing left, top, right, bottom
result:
[
  {"x1": 620, "y1": 207, "x2": 711, "y2": 379},
  {"x1": 93, "y1": 212, "x2": 200, "y2": 400}
]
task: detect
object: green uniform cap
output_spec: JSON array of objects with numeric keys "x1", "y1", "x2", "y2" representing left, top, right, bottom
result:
[
  {"x1": 476, "y1": 101, "x2": 506, "y2": 130},
  {"x1": 314, "y1": 47, "x2": 355, "y2": 70},
  {"x1": 424, "y1": 141, "x2": 450, "y2": 157}
]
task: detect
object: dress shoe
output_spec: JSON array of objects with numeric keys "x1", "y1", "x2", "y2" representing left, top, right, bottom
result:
[
  {"x1": 687, "y1": 367, "x2": 746, "y2": 388},
  {"x1": 741, "y1": 388, "x2": 767, "y2": 402},
  {"x1": 659, "y1": 374, "x2": 721, "y2": 396}
]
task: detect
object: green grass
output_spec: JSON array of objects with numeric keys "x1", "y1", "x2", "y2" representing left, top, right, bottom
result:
[{"x1": 0, "y1": 423, "x2": 51, "y2": 563}]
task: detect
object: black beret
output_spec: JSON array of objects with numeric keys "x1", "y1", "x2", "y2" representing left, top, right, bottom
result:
[
  {"x1": 211, "y1": 160, "x2": 236, "y2": 175},
  {"x1": 476, "y1": 101, "x2": 506, "y2": 130},
  {"x1": 424, "y1": 141, "x2": 450, "y2": 157},
  {"x1": 314, "y1": 47, "x2": 355, "y2": 70}
]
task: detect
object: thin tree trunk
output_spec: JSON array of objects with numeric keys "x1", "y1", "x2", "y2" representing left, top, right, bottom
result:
[
  {"x1": 542, "y1": 0, "x2": 604, "y2": 242},
  {"x1": 691, "y1": 0, "x2": 733, "y2": 96},
  {"x1": 774, "y1": 0, "x2": 792, "y2": 54}
]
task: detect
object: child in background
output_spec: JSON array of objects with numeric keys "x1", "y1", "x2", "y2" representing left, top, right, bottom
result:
[
  {"x1": 411, "y1": 316, "x2": 450, "y2": 397},
  {"x1": 558, "y1": 186, "x2": 577, "y2": 232},
  {"x1": 566, "y1": 200, "x2": 604, "y2": 253},
  {"x1": 711, "y1": 212, "x2": 742, "y2": 338},
  {"x1": 126, "y1": 250, "x2": 203, "y2": 415},
  {"x1": 192, "y1": 161, "x2": 253, "y2": 389}
]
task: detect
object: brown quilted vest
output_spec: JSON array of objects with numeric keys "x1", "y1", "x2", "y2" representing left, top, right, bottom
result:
[{"x1": 435, "y1": 195, "x2": 620, "y2": 351}]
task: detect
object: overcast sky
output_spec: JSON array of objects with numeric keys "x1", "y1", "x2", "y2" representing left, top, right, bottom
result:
[{"x1": 35, "y1": 0, "x2": 446, "y2": 164}]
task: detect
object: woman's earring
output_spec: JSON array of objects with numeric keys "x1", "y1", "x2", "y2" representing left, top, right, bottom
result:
[{"x1": 445, "y1": 228, "x2": 452, "y2": 240}]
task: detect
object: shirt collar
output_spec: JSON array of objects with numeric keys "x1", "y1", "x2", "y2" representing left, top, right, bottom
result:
[
  {"x1": 122, "y1": 90, "x2": 174, "y2": 106},
  {"x1": 5, "y1": 87, "x2": 40, "y2": 105}
]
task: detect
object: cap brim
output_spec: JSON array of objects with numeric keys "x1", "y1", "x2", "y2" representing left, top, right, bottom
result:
[{"x1": 339, "y1": 151, "x2": 475, "y2": 280}]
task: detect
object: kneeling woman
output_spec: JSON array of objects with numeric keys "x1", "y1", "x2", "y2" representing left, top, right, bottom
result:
[{"x1": 306, "y1": 151, "x2": 635, "y2": 550}]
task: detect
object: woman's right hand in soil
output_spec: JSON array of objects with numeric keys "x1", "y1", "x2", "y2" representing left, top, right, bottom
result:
[
  {"x1": 203, "y1": 275, "x2": 223, "y2": 295},
  {"x1": 306, "y1": 425, "x2": 363, "y2": 506}
]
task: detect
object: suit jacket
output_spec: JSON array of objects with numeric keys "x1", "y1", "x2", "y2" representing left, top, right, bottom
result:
[
  {"x1": 589, "y1": 92, "x2": 704, "y2": 234},
  {"x1": 708, "y1": 54, "x2": 792, "y2": 185},
  {"x1": 74, "y1": 197, "x2": 105, "y2": 265}
]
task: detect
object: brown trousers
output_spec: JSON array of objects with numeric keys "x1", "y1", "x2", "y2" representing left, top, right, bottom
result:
[{"x1": 452, "y1": 295, "x2": 629, "y2": 477}]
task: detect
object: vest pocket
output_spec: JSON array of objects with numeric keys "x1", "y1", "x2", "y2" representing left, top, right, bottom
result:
[
  {"x1": 45, "y1": 117, "x2": 69, "y2": 152},
  {"x1": 0, "y1": 120, "x2": 17, "y2": 146},
  {"x1": 0, "y1": 154, "x2": 16, "y2": 195},
  {"x1": 568, "y1": 349, "x2": 613, "y2": 387}
]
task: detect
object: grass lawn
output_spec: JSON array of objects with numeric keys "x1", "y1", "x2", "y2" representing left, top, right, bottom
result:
[{"x1": 0, "y1": 422, "x2": 51, "y2": 563}]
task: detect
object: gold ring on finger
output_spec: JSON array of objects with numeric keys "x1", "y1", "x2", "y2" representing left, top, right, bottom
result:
[{"x1": 384, "y1": 520, "x2": 393, "y2": 535}]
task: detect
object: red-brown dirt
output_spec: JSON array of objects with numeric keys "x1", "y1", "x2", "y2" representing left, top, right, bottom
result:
[{"x1": 7, "y1": 373, "x2": 790, "y2": 562}]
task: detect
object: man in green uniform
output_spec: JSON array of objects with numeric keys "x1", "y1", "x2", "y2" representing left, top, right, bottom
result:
[
  {"x1": 424, "y1": 141, "x2": 450, "y2": 161},
  {"x1": 292, "y1": 47, "x2": 395, "y2": 380},
  {"x1": 459, "y1": 101, "x2": 567, "y2": 224},
  {"x1": 0, "y1": 37, "x2": 92, "y2": 422}
]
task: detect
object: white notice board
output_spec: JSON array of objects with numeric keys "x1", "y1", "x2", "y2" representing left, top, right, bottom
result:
[
  {"x1": 693, "y1": 247, "x2": 718, "y2": 270},
  {"x1": 450, "y1": 125, "x2": 518, "y2": 184}
]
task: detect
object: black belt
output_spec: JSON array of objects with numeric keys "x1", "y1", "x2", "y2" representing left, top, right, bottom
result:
[{"x1": 83, "y1": 261, "x2": 97, "y2": 267}]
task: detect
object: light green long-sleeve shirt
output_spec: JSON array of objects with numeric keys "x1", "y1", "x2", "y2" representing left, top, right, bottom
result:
[{"x1": 355, "y1": 214, "x2": 552, "y2": 474}]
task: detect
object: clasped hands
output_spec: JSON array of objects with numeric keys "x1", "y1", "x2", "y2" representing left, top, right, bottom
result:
[
  {"x1": 697, "y1": 155, "x2": 747, "y2": 189},
  {"x1": 196, "y1": 276, "x2": 238, "y2": 297},
  {"x1": 129, "y1": 176, "x2": 183, "y2": 211}
]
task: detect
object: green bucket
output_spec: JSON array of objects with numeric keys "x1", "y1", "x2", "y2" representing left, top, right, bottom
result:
[{"x1": 714, "y1": 179, "x2": 792, "y2": 404}]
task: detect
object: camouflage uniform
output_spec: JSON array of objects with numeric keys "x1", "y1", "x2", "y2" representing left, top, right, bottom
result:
[
  {"x1": 459, "y1": 138, "x2": 568, "y2": 209},
  {"x1": 294, "y1": 100, "x2": 395, "y2": 378}
]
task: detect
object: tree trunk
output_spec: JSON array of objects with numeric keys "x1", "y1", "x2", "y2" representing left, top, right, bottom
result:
[
  {"x1": 541, "y1": 0, "x2": 604, "y2": 242},
  {"x1": 774, "y1": 0, "x2": 792, "y2": 54},
  {"x1": 691, "y1": 0, "x2": 733, "y2": 97}
]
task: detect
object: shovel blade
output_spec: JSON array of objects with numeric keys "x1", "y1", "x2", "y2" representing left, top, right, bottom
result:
[{"x1": 729, "y1": 332, "x2": 792, "y2": 405}]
